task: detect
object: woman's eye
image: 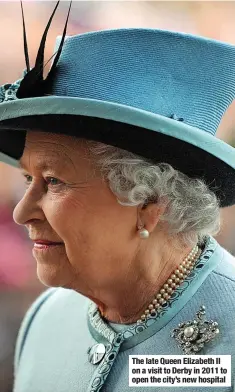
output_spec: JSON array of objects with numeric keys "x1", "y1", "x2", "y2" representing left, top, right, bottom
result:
[
  {"x1": 23, "y1": 174, "x2": 32, "y2": 184},
  {"x1": 45, "y1": 177, "x2": 62, "y2": 186},
  {"x1": 23, "y1": 174, "x2": 62, "y2": 187}
]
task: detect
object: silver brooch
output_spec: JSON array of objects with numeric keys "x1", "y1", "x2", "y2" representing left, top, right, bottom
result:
[
  {"x1": 87, "y1": 343, "x2": 106, "y2": 365},
  {"x1": 171, "y1": 305, "x2": 220, "y2": 354}
]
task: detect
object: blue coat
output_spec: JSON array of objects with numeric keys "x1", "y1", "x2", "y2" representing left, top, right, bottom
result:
[{"x1": 13, "y1": 236, "x2": 235, "y2": 392}]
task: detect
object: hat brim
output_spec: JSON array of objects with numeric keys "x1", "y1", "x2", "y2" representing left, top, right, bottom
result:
[{"x1": 0, "y1": 96, "x2": 235, "y2": 207}]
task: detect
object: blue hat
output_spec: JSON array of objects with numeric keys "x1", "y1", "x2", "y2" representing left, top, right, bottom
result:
[{"x1": 0, "y1": 7, "x2": 235, "y2": 207}]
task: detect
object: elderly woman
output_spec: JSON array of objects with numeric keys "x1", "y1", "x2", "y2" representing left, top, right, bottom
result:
[{"x1": 0, "y1": 6, "x2": 235, "y2": 392}]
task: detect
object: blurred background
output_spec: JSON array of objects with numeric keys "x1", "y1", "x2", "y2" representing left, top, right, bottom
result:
[{"x1": 0, "y1": 1, "x2": 235, "y2": 391}]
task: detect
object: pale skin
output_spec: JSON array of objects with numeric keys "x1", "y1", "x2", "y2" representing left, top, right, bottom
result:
[{"x1": 13, "y1": 131, "x2": 196, "y2": 324}]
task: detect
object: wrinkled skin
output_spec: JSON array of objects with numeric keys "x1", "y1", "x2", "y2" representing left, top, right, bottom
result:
[{"x1": 13, "y1": 131, "x2": 194, "y2": 323}]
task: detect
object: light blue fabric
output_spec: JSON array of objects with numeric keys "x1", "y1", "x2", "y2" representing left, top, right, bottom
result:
[
  {"x1": 0, "y1": 151, "x2": 19, "y2": 167},
  {"x1": 0, "y1": 28, "x2": 235, "y2": 171},
  {"x1": 13, "y1": 237, "x2": 235, "y2": 392},
  {"x1": 1, "y1": 97, "x2": 235, "y2": 173}
]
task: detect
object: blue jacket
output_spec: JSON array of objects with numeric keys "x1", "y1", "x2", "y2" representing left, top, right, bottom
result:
[{"x1": 13, "y1": 237, "x2": 235, "y2": 392}]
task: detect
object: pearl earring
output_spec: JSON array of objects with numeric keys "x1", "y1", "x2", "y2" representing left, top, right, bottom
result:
[{"x1": 138, "y1": 228, "x2": 149, "y2": 239}]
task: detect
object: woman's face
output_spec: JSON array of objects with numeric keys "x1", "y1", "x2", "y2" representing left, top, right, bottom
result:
[{"x1": 13, "y1": 131, "x2": 139, "y2": 297}]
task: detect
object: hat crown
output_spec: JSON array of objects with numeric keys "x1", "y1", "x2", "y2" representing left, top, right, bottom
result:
[
  {"x1": 1, "y1": 29, "x2": 235, "y2": 207},
  {"x1": 52, "y1": 28, "x2": 235, "y2": 135}
]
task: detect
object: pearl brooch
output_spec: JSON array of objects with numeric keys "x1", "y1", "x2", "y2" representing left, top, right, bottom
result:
[{"x1": 171, "y1": 305, "x2": 220, "y2": 354}]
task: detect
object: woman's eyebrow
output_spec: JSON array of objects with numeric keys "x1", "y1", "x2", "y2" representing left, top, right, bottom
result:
[
  {"x1": 18, "y1": 160, "x2": 65, "y2": 172},
  {"x1": 19, "y1": 161, "x2": 27, "y2": 170}
]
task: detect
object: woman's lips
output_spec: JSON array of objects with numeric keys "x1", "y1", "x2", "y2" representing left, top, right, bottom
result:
[{"x1": 33, "y1": 241, "x2": 64, "y2": 250}]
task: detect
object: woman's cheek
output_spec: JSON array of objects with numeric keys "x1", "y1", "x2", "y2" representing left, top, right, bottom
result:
[{"x1": 50, "y1": 198, "x2": 83, "y2": 237}]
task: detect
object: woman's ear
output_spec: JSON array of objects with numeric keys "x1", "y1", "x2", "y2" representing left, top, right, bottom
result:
[{"x1": 137, "y1": 200, "x2": 167, "y2": 233}]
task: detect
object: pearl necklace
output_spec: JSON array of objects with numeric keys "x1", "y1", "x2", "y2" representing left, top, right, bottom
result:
[{"x1": 137, "y1": 244, "x2": 202, "y2": 324}]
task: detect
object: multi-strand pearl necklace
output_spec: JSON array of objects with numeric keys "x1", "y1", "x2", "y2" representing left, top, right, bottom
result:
[{"x1": 137, "y1": 244, "x2": 202, "y2": 324}]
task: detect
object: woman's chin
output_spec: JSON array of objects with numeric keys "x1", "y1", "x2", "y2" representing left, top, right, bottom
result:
[
  {"x1": 34, "y1": 255, "x2": 69, "y2": 288},
  {"x1": 36, "y1": 266, "x2": 63, "y2": 287}
]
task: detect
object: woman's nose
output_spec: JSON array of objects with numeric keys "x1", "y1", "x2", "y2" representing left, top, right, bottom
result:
[{"x1": 13, "y1": 187, "x2": 45, "y2": 226}]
